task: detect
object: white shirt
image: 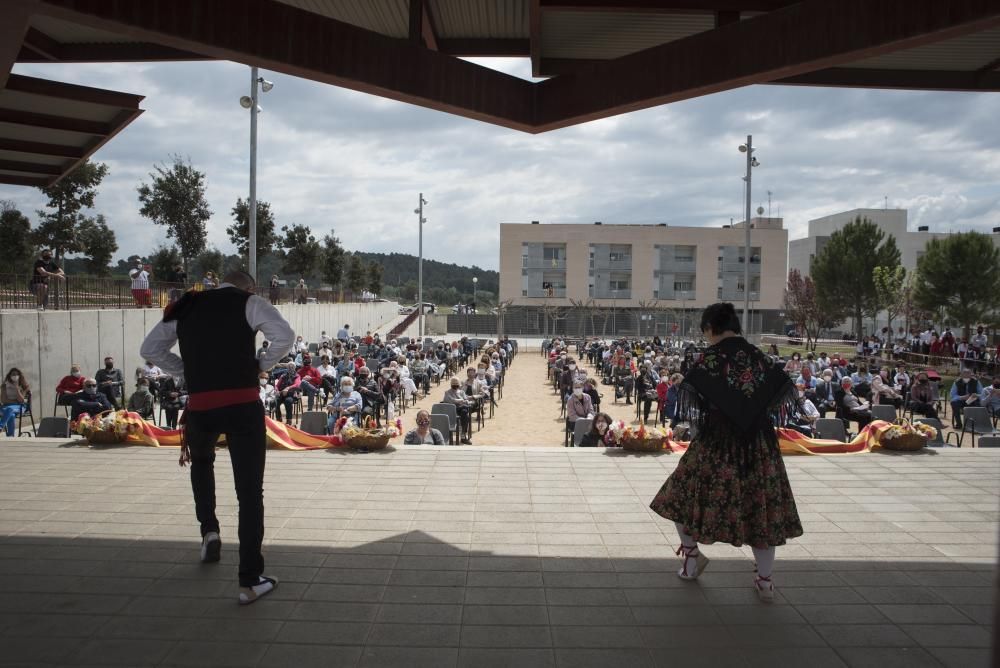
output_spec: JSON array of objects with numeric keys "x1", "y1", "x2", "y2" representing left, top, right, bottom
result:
[
  {"x1": 317, "y1": 363, "x2": 337, "y2": 378},
  {"x1": 129, "y1": 268, "x2": 150, "y2": 290},
  {"x1": 140, "y1": 282, "x2": 296, "y2": 379},
  {"x1": 800, "y1": 398, "x2": 820, "y2": 419}
]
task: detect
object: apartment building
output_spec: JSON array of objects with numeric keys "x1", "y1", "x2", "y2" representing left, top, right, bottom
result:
[{"x1": 499, "y1": 220, "x2": 789, "y2": 333}]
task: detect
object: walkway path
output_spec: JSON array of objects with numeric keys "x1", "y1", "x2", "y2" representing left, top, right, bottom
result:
[{"x1": 396, "y1": 348, "x2": 655, "y2": 447}]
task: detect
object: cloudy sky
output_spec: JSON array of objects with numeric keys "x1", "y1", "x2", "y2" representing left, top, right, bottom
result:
[{"x1": 2, "y1": 57, "x2": 999, "y2": 271}]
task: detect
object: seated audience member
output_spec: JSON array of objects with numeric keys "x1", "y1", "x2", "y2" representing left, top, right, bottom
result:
[
  {"x1": 814, "y1": 370, "x2": 838, "y2": 417},
  {"x1": 315, "y1": 355, "x2": 339, "y2": 396},
  {"x1": 464, "y1": 367, "x2": 488, "y2": 411},
  {"x1": 443, "y1": 377, "x2": 474, "y2": 444},
  {"x1": 613, "y1": 358, "x2": 634, "y2": 404},
  {"x1": 893, "y1": 364, "x2": 910, "y2": 395},
  {"x1": 871, "y1": 368, "x2": 902, "y2": 408},
  {"x1": 70, "y1": 378, "x2": 113, "y2": 422},
  {"x1": 659, "y1": 373, "x2": 683, "y2": 427},
  {"x1": 580, "y1": 412, "x2": 614, "y2": 447},
  {"x1": 138, "y1": 360, "x2": 166, "y2": 399},
  {"x1": 949, "y1": 368, "x2": 982, "y2": 429},
  {"x1": 565, "y1": 380, "x2": 595, "y2": 433},
  {"x1": 783, "y1": 352, "x2": 803, "y2": 376},
  {"x1": 981, "y1": 376, "x2": 1000, "y2": 417},
  {"x1": 583, "y1": 377, "x2": 601, "y2": 414},
  {"x1": 55, "y1": 364, "x2": 86, "y2": 405},
  {"x1": 787, "y1": 381, "x2": 820, "y2": 436},
  {"x1": 403, "y1": 409, "x2": 446, "y2": 445},
  {"x1": 127, "y1": 379, "x2": 155, "y2": 420},
  {"x1": 327, "y1": 376, "x2": 363, "y2": 432},
  {"x1": 160, "y1": 375, "x2": 186, "y2": 429},
  {"x1": 296, "y1": 354, "x2": 323, "y2": 410},
  {"x1": 635, "y1": 364, "x2": 657, "y2": 424},
  {"x1": 1, "y1": 368, "x2": 30, "y2": 437},
  {"x1": 908, "y1": 372, "x2": 939, "y2": 420},
  {"x1": 838, "y1": 377, "x2": 872, "y2": 429},
  {"x1": 355, "y1": 367, "x2": 384, "y2": 426},
  {"x1": 95, "y1": 356, "x2": 125, "y2": 408},
  {"x1": 850, "y1": 364, "x2": 873, "y2": 399},
  {"x1": 274, "y1": 365, "x2": 301, "y2": 424},
  {"x1": 410, "y1": 354, "x2": 430, "y2": 395},
  {"x1": 258, "y1": 372, "x2": 276, "y2": 416}
]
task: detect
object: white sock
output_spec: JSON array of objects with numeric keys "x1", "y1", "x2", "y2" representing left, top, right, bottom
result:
[
  {"x1": 752, "y1": 546, "x2": 775, "y2": 578},
  {"x1": 674, "y1": 523, "x2": 697, "y2": 549}
]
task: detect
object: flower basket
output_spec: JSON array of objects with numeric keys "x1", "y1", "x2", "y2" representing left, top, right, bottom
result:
[
  {"x1": 610, "y1": 421, "x2": 672, "y2": 453},
  {"x1": 337, "y1": 415, "x2": 401, "y2": 451},
  {"x1": 71, "y1": 410, "x2": 134, "y2": 445},
  {"x1": 879, "y1": 419, "x2": 934, "y2": 452}
]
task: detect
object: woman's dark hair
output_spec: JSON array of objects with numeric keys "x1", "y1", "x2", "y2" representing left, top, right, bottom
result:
[
  {"x1": 699, "y1": 302, "x2": 741, "y2": 335},
  {"x1": 4, "y1": 367, "x2": 28, "y2": 390},
  {"x1": 588, "y1": 412, "x2": 613, "y2": 437}
]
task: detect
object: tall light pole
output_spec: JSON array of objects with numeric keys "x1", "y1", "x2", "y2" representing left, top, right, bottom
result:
[
  {"x1": 414, "y1": 194, "x2": 427, "y2": 338},
  {"x1": 472, "y1": 276, "x2": 477, "y2": 312},
  {"x1": 738, "y1": 136, "x2": 760, "y2": 336},
  {"x1": 239, "y1": 67, "x2": 273, "y2": 282}
]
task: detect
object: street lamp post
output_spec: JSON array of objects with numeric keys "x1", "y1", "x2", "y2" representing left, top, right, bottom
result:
[
  {"x1": 472, "y1": 276, "x2": 478, "y2": 312},
  {"x1": 414, "y1": 194, "x2": 427, "y2": 338},
  {"x1": 738, "y1": 135, "x2": 760, "y2": 336},
  {"x1": 239, "y1": 67, "x2": 273, "y2": 283}
]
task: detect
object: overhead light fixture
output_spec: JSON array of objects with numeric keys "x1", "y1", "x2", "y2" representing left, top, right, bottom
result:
[
  {"x1": 259, "y1": 78, "x2": 274, "y2": 93},
  {"x1": 738, "y1": 144, "x2": 748, "y2": 153},
  {"x1": 239, "y1": 95, "x2": 253, "y2": 109}
]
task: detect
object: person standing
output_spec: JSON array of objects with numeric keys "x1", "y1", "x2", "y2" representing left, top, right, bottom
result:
[
  {"x1": 30, "y1": 249, "x2": 65, "y2": 311},
  {"x1": 268, "y1": 275, "x2": 280, "y2": 305},
  {"x1": 649, "y1": 303, "x2": 802, "y2": 603},
  {"x1": 140, "y1": 270, "x2": 295, "y2": 605},
  {"x1": 129, "y1": 261, "x2": 152, "y2": 307}
]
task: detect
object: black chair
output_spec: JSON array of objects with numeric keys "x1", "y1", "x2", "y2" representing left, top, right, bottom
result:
[
  {"x1": 871, "y1": 404, "x2": 897, "y2": 423},
  {"x1": 912, "y1": 417, "x2": 956, "y2": 447},
  {"x1": 567, "y1": 418, "x2": 592, "y2": 448},
  {"x1": 299, "y1": 411, "x2": 327, "y2": 435},
  {"x1": 36, "y1": 416, "x2": 70, "y2": 438},
  {"x1": 957, "y1": 407, "x2": 1000, "y2": 448},
  {"x1": 17, "y1": 392, "x2": 35, "y2": 437}
]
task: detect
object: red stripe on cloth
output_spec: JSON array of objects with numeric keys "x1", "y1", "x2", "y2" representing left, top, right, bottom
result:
[{"x1": 186, "y1": 387, "x2": 260, "y2": 411}]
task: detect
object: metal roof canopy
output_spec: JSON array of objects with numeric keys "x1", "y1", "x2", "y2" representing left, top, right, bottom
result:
[
  {"x1": 4, "y1": 0, "x2": 1000, "y2": 135},
  {"x1": 0, "y1": 73, "x2": 143, "y2": 187}
]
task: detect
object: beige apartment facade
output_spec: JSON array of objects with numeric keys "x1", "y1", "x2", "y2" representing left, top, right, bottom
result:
[{"x1": 498, "y1": 220, "x2": 789, "y2": 334}]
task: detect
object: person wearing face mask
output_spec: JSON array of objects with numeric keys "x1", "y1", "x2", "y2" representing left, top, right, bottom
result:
[
  {"x1": 980, "y1": 376, "x2": 1000, "y2": 417},
  {"x1": 355, "y1": 367, "x2": 384, "y2": 427},
  {"x1": 127, "y1": 379, "x2": 155, "y2": 420},
  {"x1": 786, "y1": 382, "x2": 820, "y2": 436},
  {"x1": 949, "y1": 368, "x2": 982, "y2": 429},
  {"x1": 403, "y1": 409, "x2": 446, "y2": 445},
  {"x1": 409, "y1": 354, "x2": 430, "y2": 396},
  {"x1": 95, "y1": 356, "x2": 125, "y2": 409},
  {"x1": 30, "y1": 248, "x2": 65, "y2": 311},
  {"x1": 1, "y1": 368, "x2": 31, "y2": 436},
  {"x1": 559, "y1": 359, "x2": 578, "y2": 399},
  {"x1": 69, "y1": 377, "x2": 112, "y2": 422},
  {"x1": 443, "y1": 378, "x2": 474, "y2": 444},
  {"x1": 566, "y1": 380, "x2": 595, "y2": 435},
  {"x1": 580, "y1": 412, "x2": 613, "y2": 447},
  {"x1": 907, "y1": 372, "x2": 938, "y2": 420},
  {"x1": 55, "y1": 364, "x2": 86, "y2": 406},
  {"x1": 273, "y1": 363, "x2": 301, "y2": 424},
  {"x1": 295, "y1": 355, "x2": 323, "y2": 410},
  {"x1": 161, "y1": 375, "x2": 187, "y2": 429},
  {"x1": 783, "y1": 352, "x2": 803, "y2": 376},
  {"x1": 327, "y1": 378, "x2": 363, "y2": 431},
  {"x1": 636, "y1": 364, "x2": 657, "y2": 424}
]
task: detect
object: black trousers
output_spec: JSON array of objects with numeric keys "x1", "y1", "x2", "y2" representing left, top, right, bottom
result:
[{"x1": 185, "y1": 401, "x2": 266, "y2": 587}]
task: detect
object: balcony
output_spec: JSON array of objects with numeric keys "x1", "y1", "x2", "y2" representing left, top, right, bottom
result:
[
  {"x1": 527, "y1": 288, "x2": 567, "y2": 298},
  {"x1": 719, "y1": 261, "x2": 761, "y2": 274},
  {"x1": 592, "y1": 259, "x2": 633, "y2": 271},
  {"x1": 664, "y1": 258, "x2": 696, "y2": 271},
  {"x1": 717, "y1": 289, "x2": 760, "y2": 301},
  {"x1": 523, "y1": 258, "x2": 566, "y2": 270}
]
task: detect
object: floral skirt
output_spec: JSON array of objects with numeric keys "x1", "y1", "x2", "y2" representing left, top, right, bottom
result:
[{"x1": 649, "y1": 436, "x2": 803, "y2": 548}]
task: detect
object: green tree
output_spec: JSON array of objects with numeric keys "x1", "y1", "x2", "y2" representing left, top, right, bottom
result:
[
  {"x1": 810, "y1": 216, "x2": 901, "y2": 340},
  {"x1": 33, "y1": 160, "x2": 109, "y2": 262},
  {"x1": 913, "y1": 232, "x2": 1000, "y2": 339},
  {"x1": 227, "y1": 198, "x2": 278, "y2": 269},
  {"x1": 320, "y1": 233, "x2": 346, "y2": 290},
  {"x1": 136, "y1": 155, "x2": 211, "y2": 271},
  {"x1": 75, "y1": 214, "x2": 118, "y2": 276},
  {"x1": 366, "y1": 260, "x2": 384, "y2": 296},
  {"x1": 0, "y1": 200, "x2": 37, "y2": 275},
  {"x1": 149, "y1": 245, "x2": 183, "y2": 281},
  {"x1": 279, "y1": 224, "x2": 321, "y2": 278},
  {"x1": 345, "y1": 254, "x2": 366, "y2": 298},
  {"x1": 872, "y1": 265, "x2": 907, "y2": 333}
]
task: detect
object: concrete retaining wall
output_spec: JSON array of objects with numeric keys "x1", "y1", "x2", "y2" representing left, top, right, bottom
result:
[{"x1": 0, "y1": 301, "x2": 398, "y2": 422}]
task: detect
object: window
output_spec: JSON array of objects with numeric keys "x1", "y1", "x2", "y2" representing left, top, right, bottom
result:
[
  {"x1": 609, "y1": 245, "x2": 631, "y2": 262},
  {"x1": 674, "y1": 280, "x2": 693, "y2": 292},
  {"x1": 609, "y1": 279, "x2": 630, "y2": 291}
]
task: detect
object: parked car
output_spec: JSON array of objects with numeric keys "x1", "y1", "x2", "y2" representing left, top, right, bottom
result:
[{"x1": 398, "y1": 302, "x2": 436, "y2": 315}]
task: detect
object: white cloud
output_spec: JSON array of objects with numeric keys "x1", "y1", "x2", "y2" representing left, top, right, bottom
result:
[{"x1": 2, "y1": 61, "x2": 999, "y2": 271}]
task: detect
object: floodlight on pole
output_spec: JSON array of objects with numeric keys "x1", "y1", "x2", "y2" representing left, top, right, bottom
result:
[
  {"x1": 738, "y1": 135, "x2": 761, "y2": 338},
  {"x1": 240, "y1": 67, "x2": 274, "y2": 283}
]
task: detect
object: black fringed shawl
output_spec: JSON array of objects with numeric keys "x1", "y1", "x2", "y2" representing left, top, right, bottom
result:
[{"x1": 677, "y1": 336, "x2": 798, "y2": 468}]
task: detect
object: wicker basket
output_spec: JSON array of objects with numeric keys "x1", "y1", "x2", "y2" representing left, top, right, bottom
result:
[
  {"x1": 881, "y1": 433, "x2": 928, "y2": 452},
  {"x1": 84, "y1": 429, "x2": 129, "y2": 445},
  {"x1": 621, "y1": 436, "x2": 668, "y2": 452},
  {"x1": 344, "y1": 433, "x2": 391, "y2": 451}
]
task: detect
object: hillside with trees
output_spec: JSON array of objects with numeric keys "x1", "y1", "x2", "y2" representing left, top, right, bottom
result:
[{"x1": 356, "y1": 252, "x2": 499, "y2": 307}]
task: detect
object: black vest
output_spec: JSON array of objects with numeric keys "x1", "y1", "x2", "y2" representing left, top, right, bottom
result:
[
  {"x1": 169, "y1": 287, "x2": 258, "y2": 394},
  {"x1": 956, "y1": 378, "x2": 979, "y2": 396}
]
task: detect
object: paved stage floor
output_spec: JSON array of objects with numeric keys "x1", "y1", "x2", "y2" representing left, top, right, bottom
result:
[{"x1": 0, "y1": 442, "x2": 996, "y2": 667}]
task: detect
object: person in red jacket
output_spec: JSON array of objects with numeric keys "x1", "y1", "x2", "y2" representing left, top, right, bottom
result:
[
  {"x1": 295, "y1": 354, "x2": 323, "y2": 410},
  {"x1": 55, "y1": 364, "x2": 85, "y2": 406}
]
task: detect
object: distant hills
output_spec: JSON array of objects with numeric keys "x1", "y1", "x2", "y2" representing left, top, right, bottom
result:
[{"x1": 357, "y1": 252, "x2": 498, "y2": 304}]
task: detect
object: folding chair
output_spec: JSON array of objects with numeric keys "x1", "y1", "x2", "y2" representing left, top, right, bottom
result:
[
  {"x1": 36, "y1": 416, "x2": 70, "y2": 438},
  {"x1": 977, "y1": 436, "x2": 1000, "y2": 448},
  {"x1": 299, "y1": 411, "x2": 328, "y2": 435},
  {"x1": 431, "y1": 403, "x2": 458, "y2": 444},
  {"x1": 567, "y1": 418, "x2": 592, "y2": 447},
  {"x1": 814, "y1": 418, "x2": 847, "y2": 442},
  {"x1": 957, "y1": 407, "x2": 1000, "y2": 447},
  {"x1": 871, "y1": 404, "x2": 897, "y2": 423},
  {"x1": 17, "y1": 392, "x2": 36, "y2": 437},
  {"x1": 53, "y1": 392, "x2": 70, "y2": 418},
  {"x1": 430, "y1": 414, "x2": 453, "y2": 445},
  {"x1": 912, "y1": 417, "x2": 957, "y2": 447}
]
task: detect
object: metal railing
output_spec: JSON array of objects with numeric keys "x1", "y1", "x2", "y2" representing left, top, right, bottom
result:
[{"x1": 0, "y1": 274, "x2": 359, "y2": 310}]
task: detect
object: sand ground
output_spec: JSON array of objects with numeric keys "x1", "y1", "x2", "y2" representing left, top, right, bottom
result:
[{"x1": 396, "y1": 347, "x2": 649, "y2": 447}]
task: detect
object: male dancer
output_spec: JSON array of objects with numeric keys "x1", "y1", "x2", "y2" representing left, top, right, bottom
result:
[{"x1": 141, "y1": 270, "x2": 294, "y2": 604}]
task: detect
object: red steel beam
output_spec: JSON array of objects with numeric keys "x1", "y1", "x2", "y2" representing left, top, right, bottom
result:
[
  {"x1": 33, "y1": 0, "x2": 535, "y2": 132},
  {"x1": 534, "y1": 0, "x2": 1000, "y2": 131},
  {"x1": 771, "y1": 67, "x2": 1000, "y2": 92}
]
